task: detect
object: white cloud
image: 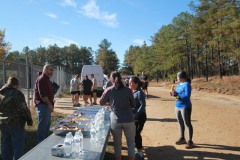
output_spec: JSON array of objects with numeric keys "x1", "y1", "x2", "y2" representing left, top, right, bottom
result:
[
  {"x1": 79, "y1": 0, "x2": 119, "y2": 28},
  {"x1": 59, "y1": 0, "x2": 77, "y2": 7},
  {"x1": 45, "y1": 12, "x2": 57, "y2": 19},
  {"x1": 61, "y1": 21, "x2": 70, "y2": 25},
  {"x1": 39, "y1": 35, "x2": 79, "y2": 48},
  {"x1": 133, "y1": 39, "x2": 145, "y2": 45}
]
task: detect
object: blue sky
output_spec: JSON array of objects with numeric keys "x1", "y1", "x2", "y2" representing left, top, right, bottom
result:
[{"x1": 1, "y1": 0, "x2": 193, "y2": 64}]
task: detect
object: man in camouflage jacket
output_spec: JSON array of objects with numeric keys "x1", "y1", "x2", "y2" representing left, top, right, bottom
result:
[{"x1": 0, "y1": 77, "x2": 33, "y2": 160}]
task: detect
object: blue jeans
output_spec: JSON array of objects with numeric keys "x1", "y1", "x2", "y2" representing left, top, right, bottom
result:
[
  {"x1": 1, "y1": 127, "x2": 26, "y2": 160},
  {"x1": 36, "y1": 103, "x2": 51, "y2": 143}
]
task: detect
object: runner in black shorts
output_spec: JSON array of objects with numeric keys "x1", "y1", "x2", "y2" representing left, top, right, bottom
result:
[
  {"x1": 71, "y1": 91, "x2": 80, "y2": 95},
  {"x1": 81, "y1": 75, "x2": 93, "y2": 106},
  {"x1": 92, "y1": 89, "x2": 97, "y2": 96}
]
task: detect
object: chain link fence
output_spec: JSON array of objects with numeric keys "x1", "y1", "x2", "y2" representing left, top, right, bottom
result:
[{"x1": 0, "y1": 60, "x2": 72, "y2": 106}]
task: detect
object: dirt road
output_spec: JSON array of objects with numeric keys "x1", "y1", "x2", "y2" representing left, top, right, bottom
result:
[
  {"x1": 139, "y1": 87, "x2": 240, "y2": 160},
  {"x1": 54, "y1": 86, "x2": 240, "y2": 160}
]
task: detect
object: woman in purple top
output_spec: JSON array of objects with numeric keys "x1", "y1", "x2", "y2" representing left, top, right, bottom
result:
[
  {"x1": 100, "y1": 71, "x2": 136, "y2": 160},
  {"x1": 170, "y1": 71, "x2": 194, "y2": 149}
]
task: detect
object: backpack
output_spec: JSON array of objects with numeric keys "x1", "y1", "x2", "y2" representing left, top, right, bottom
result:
[{"x1": 52, "y1": 81, "x2": 60, "y2": 95}]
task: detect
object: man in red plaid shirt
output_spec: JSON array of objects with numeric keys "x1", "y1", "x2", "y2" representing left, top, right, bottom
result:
[{"x1": 34, "y1": 64, "x2": 54, "y2": 143}]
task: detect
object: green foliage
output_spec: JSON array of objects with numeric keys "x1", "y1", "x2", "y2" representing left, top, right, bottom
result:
[
  {"x1": 124, "y1": 0, "x2": 240, "y2": 80},
  {"x1": 0, "y1": 29, "x2": 11, "y2": 59},
  {"x1": 2, "y1": 0, "x2": 239, "y2": 78},
  {"x1": 96, "y1": 39, "x2": 119, "y2": 74},
  {"x1": 5, "y1": 44, "x2": 94, "y2": 75}
]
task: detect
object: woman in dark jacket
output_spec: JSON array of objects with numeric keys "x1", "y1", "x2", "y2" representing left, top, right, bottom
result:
[{"x1": 129, "y1": 76, "x2": 146, "y2": 159}]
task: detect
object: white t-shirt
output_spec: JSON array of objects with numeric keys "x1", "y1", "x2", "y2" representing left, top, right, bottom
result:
[{"x1": 70, "y1": 78, "x2": 80, "y2": 92}]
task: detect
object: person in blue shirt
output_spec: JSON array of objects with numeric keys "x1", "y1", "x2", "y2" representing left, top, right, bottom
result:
[
  {"x1": 129, "y1": 76, "x2": 146, "y2": 159},
  {"x1": 170, "y1": 71, "x2": 194, "y2": 149}
]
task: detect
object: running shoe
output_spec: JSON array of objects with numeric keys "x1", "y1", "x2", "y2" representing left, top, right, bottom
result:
[
  {"x1": 185, "y1": 140, "x2": 194, "y2": 149},
  {"x1": 175, "y1": 137, "x2": 187, "y2": 145}
]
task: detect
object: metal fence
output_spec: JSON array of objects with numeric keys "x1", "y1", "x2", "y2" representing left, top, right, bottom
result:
[{"x1": 0, "y1": 60, "x2": 72, "y2": 106}]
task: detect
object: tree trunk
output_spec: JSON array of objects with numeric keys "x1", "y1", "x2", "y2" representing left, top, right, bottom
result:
[
  {"x1": 205, "y1": 60, "x2": 208, "y2": 81},
  {"x1": 205, "y1": 45, "x2": 209, "y2": 82},
  {"x1": 217, "y1": 42, "x2": 223, "y2": 79}
]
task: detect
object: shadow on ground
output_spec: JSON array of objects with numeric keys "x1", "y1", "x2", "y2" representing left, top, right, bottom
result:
[
  {"x1": 196, "y1": 144, "x2": 240, "y2": 152},
  {"x1": 104, "y1": 141, "x2": 130, "y2": 160},
  {"x1": 147, "y1": 95, "x2": 160, "y2": 99},
  {"x1": 160, "y1": 98, "x2": 175, "y2": 101},
  {"x1": 144, "y1": 145, "x2": 240, "y2": 160},
  {"x1": 104, "y1": 139, "x2": 133, "y2": 160},
  {"x1": 147, "y1": 118, "x2": 178, "y2": 122},
  {"x1": 147, "y1": 118, "x2": 197, "y2": 123}
]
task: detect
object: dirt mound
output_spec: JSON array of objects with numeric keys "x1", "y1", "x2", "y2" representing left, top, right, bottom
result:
[{"x1": 150, "y1": 76, "x2": 240, "y2": 96}]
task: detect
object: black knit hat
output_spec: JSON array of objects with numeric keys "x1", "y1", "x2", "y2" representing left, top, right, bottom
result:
[{"x1": 177, "y1": 71, "x2": 188, "y2": 79}]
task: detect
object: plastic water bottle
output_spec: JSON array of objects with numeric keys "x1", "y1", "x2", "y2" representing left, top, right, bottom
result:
[
  {"x1": 90, "y1": 127, "x2": 96, "y2": 143},
  {"x1": 64, "y1": 133, "x2": 73, "y2": 157},
  {"x1": 69, "y1": 132, "x2": 74, "y2": 150},
  {"x1": 79, "y1": 131, "x2": 84, "y2": 152},
  {"x1": 73, "y1": 131, "x2": 81, "y2": 154},
  {"x1": 69, "y1": 132, "x2": 74, "y2": 141}
]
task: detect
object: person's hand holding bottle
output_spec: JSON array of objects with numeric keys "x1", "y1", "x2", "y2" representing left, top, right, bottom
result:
[
  {"x1": 170, "y1": 85, "x2": 179, "y2": 99},
  {"x1": 170, "y1": 85, "x2": 175, "y2": 96}
]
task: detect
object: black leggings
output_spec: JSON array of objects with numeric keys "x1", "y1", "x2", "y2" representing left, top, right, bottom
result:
[
  {"x1": 135, "y1": 112, "x2": 147, "y2": 149},
  {"x1": 175, "y1": 107, "x2": 193, "y2": 141}
]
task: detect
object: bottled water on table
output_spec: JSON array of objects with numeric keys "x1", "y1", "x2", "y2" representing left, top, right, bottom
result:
[
  {"x1": 73, "y1": 131, "x2": 81, "y2": 154},
  {"x1": 79, "y1": 131, "x2": 84, "y2": 152},
  {"x1": 64, "y1": 132, "x2": 73, "y2": 157},
  {"x1": 94, "y1": 109, "x2": 106, "y2": 142},
  {"x1": 90, "y1": 126, "x2": 96, "y2": 143}
]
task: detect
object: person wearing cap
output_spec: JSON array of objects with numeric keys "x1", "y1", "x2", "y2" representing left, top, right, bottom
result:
[{"x1": 170, "y1": 71, "x2": 194, "y2": 149}]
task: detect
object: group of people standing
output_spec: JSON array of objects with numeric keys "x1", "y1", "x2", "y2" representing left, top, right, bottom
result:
[
  {"x1": 100, "y1": 71, "x2": 147, "y2": 160},
  {"x1": 70, "y1": 74, "x2": 98, "y2": 107},
  {"x1": 0, "y1": 64, "x2": 55, "y2": 160},
  {"x1": 100, "y1": 70, "x2": 194, "y2": 160},
  {"x1": 0, "y1": 65, "x2": 193, "y2": 160}
]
